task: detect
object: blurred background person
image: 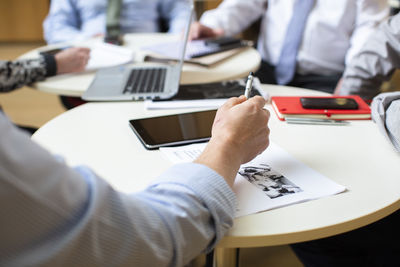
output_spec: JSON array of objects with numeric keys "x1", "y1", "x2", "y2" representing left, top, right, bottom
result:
[
  {"x1": 43, "y1": 0, "x2": 192, "y2": 44},
  {"x1": 292, "y1": 14, "x2": 400, "y2": 266},
  {"x1": 189, "y1": 0, "x2": 389, "y2": 94}
]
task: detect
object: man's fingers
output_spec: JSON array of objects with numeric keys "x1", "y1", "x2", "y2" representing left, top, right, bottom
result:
[
  {"x1": 247, "y1": 95, "x2": 267, "y2": 109},
  {"x1": 221, "y1": 96, "x2": 246, "y2": 110},
  {"x1": 189, "y1": 22, "x2": 203, "y2": 40},
  {"x1": 189, "y1": 23, "x2": 223, "y2": 40},
  {"x1": 77, "y1": 47, "x2": 91, "y2": 54},
  {"x1": 262, "y1": 107, "x2": 270, "y2": 118},
  {"x1": 213, "y1": 28, "x2": 225, "y2": 36}
]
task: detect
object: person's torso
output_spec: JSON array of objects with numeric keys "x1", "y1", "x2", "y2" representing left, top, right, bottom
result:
[
  {"x1": 75, "y1": 0, "x2": 163, "y2": 33},
  {"x1": 259, "y1": 0, "x2": 357, "y2": 75}
]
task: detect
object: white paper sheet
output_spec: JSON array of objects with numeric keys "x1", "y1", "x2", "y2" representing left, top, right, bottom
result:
[
  {"x1": 145, "y1": 99, "x2": 228, "y2": 110},
  {"x1": 86, "y1": 42, "x2": 134, "y2": 70},
  {"x1": 142, "y1": 39, "x2": 217, "y2": 60},
  {"x1": 160, "y1": 142, "x2": 346, "y2": 217}
]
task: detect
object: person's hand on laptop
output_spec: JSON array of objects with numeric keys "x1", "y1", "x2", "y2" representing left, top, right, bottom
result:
[
  {"x1": 188, "y1": 21, "x2": 224, "y2": 41},
  {"x1": 195, "y1": 95, "x2": 270, "y2": 187},
  {"x1": 55, "y1": 47, "x2": 91, "y2": 74}
]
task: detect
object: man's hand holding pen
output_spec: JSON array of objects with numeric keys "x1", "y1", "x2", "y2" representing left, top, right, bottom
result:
[{"x1": 196, "y1": 95, "x2": 270, "y2": 185}]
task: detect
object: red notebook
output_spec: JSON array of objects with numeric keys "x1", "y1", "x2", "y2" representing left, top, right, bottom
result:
[{"x1": 271, "y1": 95, "x2": 371, "y2": 121}]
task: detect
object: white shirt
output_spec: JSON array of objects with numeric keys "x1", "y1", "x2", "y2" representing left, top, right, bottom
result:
[{"x1": 200, "y1": 0, "x2": 389, "y2": 76}]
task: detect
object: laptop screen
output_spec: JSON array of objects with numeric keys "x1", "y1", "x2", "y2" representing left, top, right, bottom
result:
[
  {"x1": 175, "y1": 3, "x2": 194, "y2": 81},
  {"x1": 140, "y1": 4, "x2": 194, "y2": 65}
]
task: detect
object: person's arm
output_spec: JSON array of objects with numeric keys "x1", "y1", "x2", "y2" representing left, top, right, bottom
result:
[
  {"x1": 0, "y1": 55, "x2": 52, "y2": 92},
  {"x1": 198, "y1": 0, "x2": 266, "y2": 37},
  {"x1": 0, "y1": 48, "x2": 90, "y2": 93},
  {"x1": 344, "y1": 0, "x2": 389, "y2": 64},
  {"x1": 0, "y1": 96, "x2": 269, "y2": 266},
  {"x1": 371, "y1": 92, "x2": 400, "y2": 152},
  {"x1": 338, "y1": 13, "x2": 400, "y2": 100},
  {"x1": 43, "y1": 0, "x2": 106, "y2": 44}
]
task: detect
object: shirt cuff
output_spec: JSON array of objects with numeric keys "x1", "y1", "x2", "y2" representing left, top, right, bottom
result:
[
  {"x1": 153, "y1": 162, "x2": 237, "y2": 248},
  {"x1": 42, "y1": 53, "x2": 57, "y2": 77},
  {"x1": 154, "y1": 163, "x2": 237, "y2": 210}
]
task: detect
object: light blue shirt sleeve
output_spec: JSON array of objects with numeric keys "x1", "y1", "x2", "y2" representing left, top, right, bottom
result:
[
  {"x1": 43, "y1": 0, "x2": 107, "y2": 44},
  {"x1": 0, "y1": 112, "x2": 236, "y2": 266}
]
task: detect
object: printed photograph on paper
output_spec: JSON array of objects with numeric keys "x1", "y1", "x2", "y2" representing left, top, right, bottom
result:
[{"x1": 238, "y1": 164, "x2": 302, "y2": 199}]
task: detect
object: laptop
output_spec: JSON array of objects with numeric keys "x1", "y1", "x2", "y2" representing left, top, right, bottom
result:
[{"x1": 82, "y1": 5, "x2": 194, "y2": 101}]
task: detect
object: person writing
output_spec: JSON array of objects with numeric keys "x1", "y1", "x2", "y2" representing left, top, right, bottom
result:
[{"x1": 0, "y1": 89, "x2": 270, "y2": 265}]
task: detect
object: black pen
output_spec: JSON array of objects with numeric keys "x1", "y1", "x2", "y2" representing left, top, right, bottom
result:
[{"x1": 244, "y1": 72, "x2": 254, "y2": 99}]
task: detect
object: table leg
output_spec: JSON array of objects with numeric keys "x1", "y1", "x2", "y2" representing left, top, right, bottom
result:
[
  {"x1": 190, "y1": 254, "x2": 206, "y2": 267},
  {"x1": 214, "y1": 248, "x2": 239, "y2": 267}
]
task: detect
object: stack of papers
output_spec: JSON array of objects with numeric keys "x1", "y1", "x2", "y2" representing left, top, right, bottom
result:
[
  {"x1": 142, "y1": 40, "x2": 251, "y2": 67},
  {"x1": 142, "y1": 39, "x2": 240, "y2": 60},
  {"x1": 85, "y1": 42, "x2": 134, "y2": 70},
  {"x1": 160, "y1": 142, "x2": 346, "y2": 217}
]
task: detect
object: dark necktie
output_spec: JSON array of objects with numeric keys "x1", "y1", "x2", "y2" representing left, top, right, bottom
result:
[{"x1": 106, "y1": 0, "x2": 122, "y2": 37}]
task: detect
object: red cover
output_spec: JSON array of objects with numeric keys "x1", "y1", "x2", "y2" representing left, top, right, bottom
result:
[{"x1": 270, "y1": 95, "x2": 371, "y2": 121}]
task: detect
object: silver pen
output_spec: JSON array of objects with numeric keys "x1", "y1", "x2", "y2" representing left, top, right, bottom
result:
[
  {"x1": 244, "y1": 72, "x2": 254, "y2": 99},
  {"x1": 285, "y1": 117, "x2": 350, "y2": 125}
]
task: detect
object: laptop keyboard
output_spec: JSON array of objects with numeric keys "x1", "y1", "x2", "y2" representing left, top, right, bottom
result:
[{"x1": 123, "y1": 68, "x2": 167, "y2": 94}]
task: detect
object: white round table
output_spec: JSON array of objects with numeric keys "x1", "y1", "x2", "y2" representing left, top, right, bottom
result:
[
  {"x1": 20, "y1": 33, "x2": 261, "y2": 97},
  {"x1": 32, "y1": 84, "x2": 400, "y2": 266}
]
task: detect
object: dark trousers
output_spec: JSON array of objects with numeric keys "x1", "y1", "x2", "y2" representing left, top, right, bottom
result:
[
  {"x1": 254, "y1": 61, "x2": 342, "y2": 94},
  {"x1": 1, "y1": 106, "x2": 37, "y2": 135},
  {"x1": 291, "y1": 209, "x2": 400, "y2": 267},
  {"x1": 59, "y1": 96, "x2": 87, "y2": 110},
  {"x1": 18, "y1": 125, "x2": 38, "y2": 135}
]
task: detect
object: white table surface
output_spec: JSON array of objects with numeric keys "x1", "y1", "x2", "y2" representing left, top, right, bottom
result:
[
  {"x1": 21, "y1": 33, "x2": 261, "y2": 97},
  {"x1": 32, "y1": 84, "x2": 400, "y2": 248}
]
